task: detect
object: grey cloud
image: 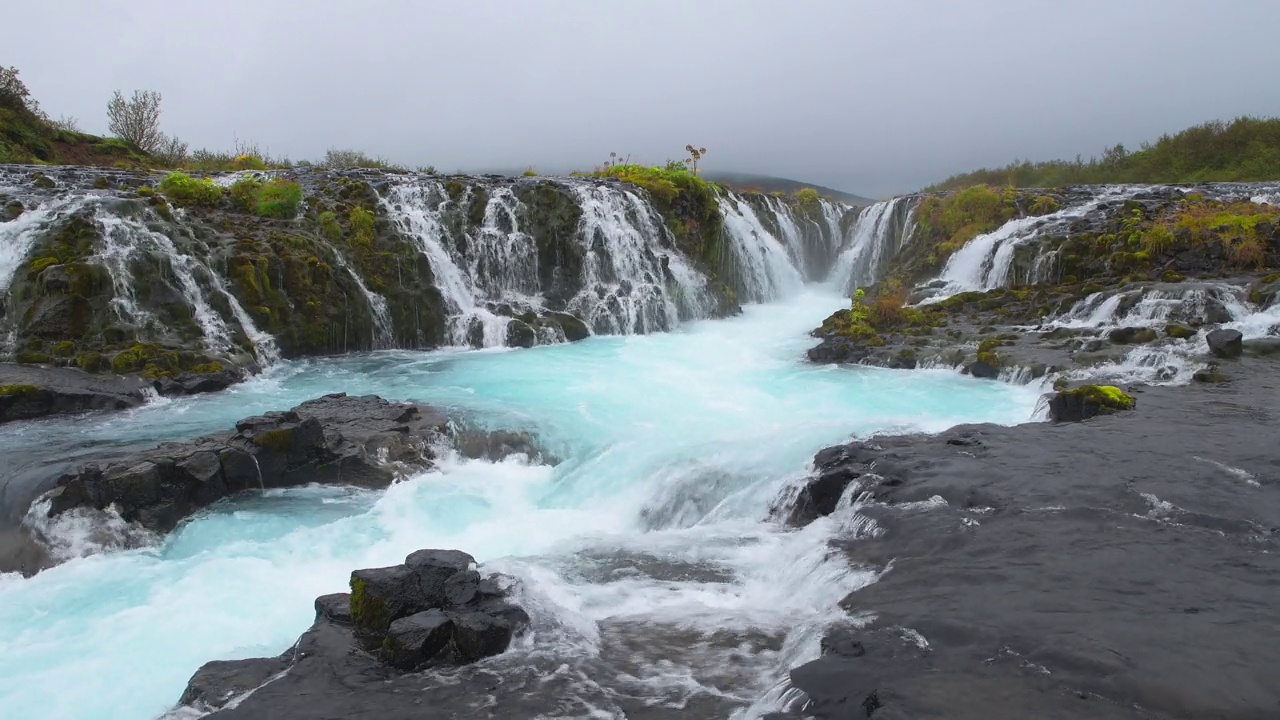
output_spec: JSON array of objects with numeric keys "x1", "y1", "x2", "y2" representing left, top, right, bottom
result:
[{"x1": 9, "y1": 0, "x2": 1280, "y2": 197}]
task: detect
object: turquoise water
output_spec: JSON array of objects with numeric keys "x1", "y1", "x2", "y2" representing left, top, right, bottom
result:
[{"x1": 0, "y1": 290, "x2": 1044, "y2": 719}]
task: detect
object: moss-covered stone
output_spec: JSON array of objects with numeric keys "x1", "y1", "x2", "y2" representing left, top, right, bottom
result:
[
  {"x1": 1050, "y1": 384, "x2": 1136, "y2": 422},
  {"x1": 0, "y1": 384, "x2": 41, "y2": 398},
  {"x1": 349, "y1": 576, "x2": 390, "y2": 633},
  {"x1": 251, "y1": 427, "x2": 295, "y2": 452}
]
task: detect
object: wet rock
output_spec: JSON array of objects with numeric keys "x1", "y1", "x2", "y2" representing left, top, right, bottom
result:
[
  {"x1": 1206, "y1": 328, "x2": 1243, "y2": 358},
  {"x1": 1109, "y1": 326, "x2": 1159, "y2": 344},
  {"x1": 43, "y1": 394, "x2": 450, "y2": 533},
  {"x1": 451, "y1": 427, "x2": 555, "y2": 463},
  {"x1": 0, "y1": 365, "x2": 146, "y2": 424},
  {"x1": 314, "y1": 593, "x2": 351, "y2": 623},
  {"x1": 545, "y1": 311, "x2": 591, "y2": 342},
  {"x1": 1164, "y1": 323, "x2": 1196, "y2": 340},
  {"x1": 447, "y1": 610, "x2": 515, "y2": 663},
  {"x1": 1243, "y1": 337, "x2": 1280, "y2": 356},
  {"x1": 505, "y1": 319, "x2": 536, "y2": 348},
  {"x1": 1049, "y1": 384, "x2": 1136, "y2": 422},
  {"x1": 174, "y1": 548, "x2": 529, "y2": 714},
  {"x1": 965, "y1": 357, "x2": 1001, "y2": 379},
  {"x1": 383, "y1": 610, "x2": 454, "y2": 670}
]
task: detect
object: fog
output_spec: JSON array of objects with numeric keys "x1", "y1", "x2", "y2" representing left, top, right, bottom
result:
[{"x1": 9, "y1": 0, "x2": 1280, "y2": 197}]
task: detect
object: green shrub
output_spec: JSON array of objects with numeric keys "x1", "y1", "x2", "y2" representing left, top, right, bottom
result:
[
  {"x1": 349, "y1": 207, "x2": 375, "y2": 245},
  {"x1": 794, "y1": 187, "x2": 820, "y2": 208},
  {"x1": 319, "y1": 210, "x2": 342, "y2": 241},
  {"x1": 256, "y1": 179, "x2": 303, "y2": 218},
  {"x1": 229, "y1": 177, "x2": 265, "y2": 211},
  {"x1": 157, "y1": 171, "x2": 222, "y2": 208}
]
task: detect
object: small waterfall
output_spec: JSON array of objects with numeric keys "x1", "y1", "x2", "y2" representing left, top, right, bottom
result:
[
  {"x1": 96, "y1": 214, "x2": 235, "y2": 355},
  {"x1": 0, "y1": 195, "x2": 97, "y2": 292},
  {"x1": 930, "y1": 187, "x2": 1141, "y2": 298},
  {"x1": 379, "y1": 179, "x2": 511, "y2": 347},
  {"x1": 95, "y1": 211, "x2": 279, "y2": 365},
  {"x1": 329, "y1": 252, "x2": 394, "y2": 350},
  {"x1": 718, "y1": 193, "x2": 804, "y2": 302},
  {"x1": 829, "y1": 197, "x2": 917, "y2": 293},
  {"x1": 1051, "y1": 284, "x2": 1245, "y2": 330},
  {"x1": 570, "y1": 184, "x2": 707, "y2": 333}
]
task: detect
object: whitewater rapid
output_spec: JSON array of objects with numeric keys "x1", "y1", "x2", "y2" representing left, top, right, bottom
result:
[{"x1": 0, "y1": 289, "x2": 1044, "y2": 720}]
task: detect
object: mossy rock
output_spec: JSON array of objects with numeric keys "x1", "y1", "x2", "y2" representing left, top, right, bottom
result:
[
  {"x1": 1164, "y1": 324, "x2": 1196, "y2": 340},
  {"x1": 1049, "y1": 384, "x2": 1136, "y2": 422},
  {"x1": 15, "y1": 351, "x2": 51, "y2": 364},
  {"x1": 252, "y1": 427, "x2": 295, "y2": 452},
  {"x1": 0, "y1": 384, "x2": 41, "y2": 398}
]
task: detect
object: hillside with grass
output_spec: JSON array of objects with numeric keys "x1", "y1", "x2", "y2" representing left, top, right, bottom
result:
[{"x1": 926, "y1": 116, "x2": 1280, "y2": 191}]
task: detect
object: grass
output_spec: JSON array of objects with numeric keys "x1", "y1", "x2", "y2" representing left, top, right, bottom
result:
[{"x1": 157, "y1": 172, "x2": 223, "y2": 208}]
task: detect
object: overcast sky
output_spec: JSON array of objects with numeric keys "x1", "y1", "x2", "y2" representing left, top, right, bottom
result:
[{"x1": 10, "y1": 0, "x2": 1280, "y2": 197}]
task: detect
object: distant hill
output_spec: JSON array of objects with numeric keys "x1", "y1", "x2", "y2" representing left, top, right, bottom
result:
[
  {"x1": 925, "y1": 116, "x2": 1280, "y2": 191},
  {"x1": 701, "y1": 171, "x2": 874, "y2": 206}
]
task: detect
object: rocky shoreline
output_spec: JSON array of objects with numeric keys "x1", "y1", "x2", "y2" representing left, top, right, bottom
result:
[{"x1": 767, "y1": 365, "x2": 1280, "y2": 719}]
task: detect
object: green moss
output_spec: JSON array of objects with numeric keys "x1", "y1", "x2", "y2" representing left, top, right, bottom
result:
[
  {"x1": 0, "y1": 384, "x2": 41, "y2": 398},
  {"x1": 52, "y1": 340, "x2": 76, "y2": 357},
  {"x1": 1261, "y1": 273, "x2": 1280, "y2": 284},
  {"x1": 1164, "y1": 324, "x2": 1196, "y2": 339},
  {"x1": 75, "y1": 351, "x2": 104, "y2": 372},
  {"x1": 15, "y1": 352, "x2": 51, "y2": 364},
  {"x1": 1060, "y1": 384, "x2": 1136, "y2": 411},
  {"x1": 28, "y1": 256, "x2": 60, "y2": 275},
  {"x1": 190, "y1": 361, "x2": 224, "y2": 373},
  {"x1": 349, "y1": 576, "x2": 391, "y2": 632},
  {"x1": 251, "y1": 427, "x2": 295, "y2": 452},
  {"x1": 135, "y1": 185, "x2": 155, "y2": 198},
  {"x1": 1161, "y1": 270, "x2": 1186, "y2": 283}
]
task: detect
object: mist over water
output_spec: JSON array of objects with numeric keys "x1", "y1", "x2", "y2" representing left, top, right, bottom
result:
[{"x1": 0, "y1": 289, "x2": 1042, "y2": 720}]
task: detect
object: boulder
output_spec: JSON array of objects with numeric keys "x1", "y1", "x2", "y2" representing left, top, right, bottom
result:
[
  {"x1": 545, "y1": 311, "x2": 591, "y2": 342},
  {"x1": 505, "y1": 319, "x2": 536, "y2": 348},
  {"x1": 314, "y1": 593, "x2": 352, "y2": 623},
  {"x1": 1049, "y1": 384, "x2": 1136, "y2": 422},
  {"x1": 0, "y1": 365, "x2": 147, "y2": 424},
  {"x1": 1206, "y1": 328, "x2": 1243, "y2": 358},
  {"x1": 1109, "y1": 326, "x2": 1159, "y2": 345},
  {"x1": 174, "y1": 547, "x2": 529, "y2": 712},
  {"x1": 383, "y1": 610, "x2": 454, "y2": 670},
  {"x1": 42, "y1": 394, "x2": 450, "y2": 533}
]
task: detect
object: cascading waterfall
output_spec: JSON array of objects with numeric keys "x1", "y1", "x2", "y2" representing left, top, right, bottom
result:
[
  {"x1": 379, "y1": 179, "x2": 512, "y2": 347},
  {"x1": 570, "y1": 183, "x2": 712, "y2": 333},
  {"x1": 718, "y1": 194, "x2": 804, "y2": 302},
  {"x1": 329, "y1": 252, "x2": 395, "y2": 350},
  {"x1": 829, "y1": 197, "x2": 917, "y2": 293},
  {"x1": 0, "y1": 195, "x2": 97, "y2": 293},
  {"x1": 95, "y1": 213, "x2": 236, "y2": 356},
  {"x1": 929, "y1": 186, "x2": 1142, "y2": 299}
]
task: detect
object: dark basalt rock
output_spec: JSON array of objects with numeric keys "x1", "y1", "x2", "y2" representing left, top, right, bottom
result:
[
  {"x1": 1206, "y1": 328, "x2": 1244, "y2": 358},
  {"x1": 173, "y1": 548, "x2": 529, "y2": 716},
  {"x1": 965, "y1": 357, "x2": 1001, "y2": 379},
  {"x1": 0, "y1": 364, "x2": 148, "y2": 424},
  {"x1": 41, "y1": 393, "x2": 449, "y2": 533},
  {"x1": 1108, "y1": 326, "x2": 1159, "y2": 345}
]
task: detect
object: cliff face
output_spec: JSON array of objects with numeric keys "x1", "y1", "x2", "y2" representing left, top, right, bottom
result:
[{"x1": 0, "y1": 165, "x2": 858, "y2": 384}]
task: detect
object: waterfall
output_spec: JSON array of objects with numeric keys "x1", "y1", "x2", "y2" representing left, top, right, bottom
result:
[
  {"x1": 1050, "y1": 284, "x2": 1246, "y2": 330},
  {"x1": 829, "y1": 197, "x2": 917, "y2": 293},
  {"x1": 94, "y1": 212, "x2": 279, "y2": 364},
  {"x1": 0, "y1": 195, "x2": 97, "y2": 292},
  {"x1": 718, "y1": 194, "x2": 804, "y2": 302},
  {"x1": 95, "y1": 213, "x2": 236, "y2": 355},
  {"x1": 328, "y1": 251, "x2": 394, "y2": 350},
  {"x1": 570, "y1": 183, "x2": 710, "y2": 333},
  {"x1": 379, "y1": 179, "x2": 511, "y2": 347},
  {"x1": 930, "y1": 186, "x2": 1141, "y2": 299}
]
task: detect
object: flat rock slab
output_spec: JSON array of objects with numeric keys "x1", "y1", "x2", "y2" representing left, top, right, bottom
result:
[
  {"x1": 42, "y1": 393, "x2": 449, "y2": 533},
  {"x1": 0, "y1": 363, "x2": 148, "y2": 424}
]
